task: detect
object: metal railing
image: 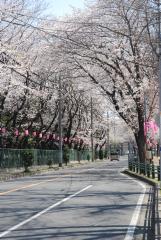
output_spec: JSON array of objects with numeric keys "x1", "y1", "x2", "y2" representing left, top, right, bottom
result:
[
  {"x1": 128, "y1": 153, "x2": 160, "y2": 181},
  {"x1": 128, "y1": 153, "x2": 161, "y2": 239}
]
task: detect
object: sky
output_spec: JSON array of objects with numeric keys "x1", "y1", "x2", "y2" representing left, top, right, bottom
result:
[{"x1": 45, "y1": 0, "x2": 86, "y2": 17}]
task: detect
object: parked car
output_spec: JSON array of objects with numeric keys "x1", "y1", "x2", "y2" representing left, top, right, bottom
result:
[{"x1": 110, "y1": 152, "x2": 119, "y2": 161}]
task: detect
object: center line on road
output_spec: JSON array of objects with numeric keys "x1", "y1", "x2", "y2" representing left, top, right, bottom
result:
[
  {"x1": 0, "y1": 174, "x2": 71, "y2": 196},
  {"x1": 0, "y1": 178, "x2": 59, "y2": 196},
  {"x1": 0, "y1": 184, "x2": 93, "y2": 238},
  {"x1": 0, "y1": 168, "x2": 101, "y2": 196}
]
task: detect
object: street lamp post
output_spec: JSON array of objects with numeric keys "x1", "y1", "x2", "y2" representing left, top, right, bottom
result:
[{"x1": 107, "y1": 111, "x2": 110, "y2": 159}]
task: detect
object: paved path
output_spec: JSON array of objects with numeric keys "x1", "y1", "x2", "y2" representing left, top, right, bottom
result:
[{"x1": 0, "y1": 157, "x2": 149, "y2": 239}]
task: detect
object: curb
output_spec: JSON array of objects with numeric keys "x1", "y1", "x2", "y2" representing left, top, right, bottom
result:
[{"x1": 122, "y1": 169, "x2": 157, "y2": 186}]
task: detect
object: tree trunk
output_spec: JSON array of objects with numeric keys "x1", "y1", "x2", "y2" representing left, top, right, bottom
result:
[
  {"x1": 135, "y1": 131, "x2": 145, "y2": 163},
  {"x1": 134, "y1": 110, "x2": 145, "y2": 162}
]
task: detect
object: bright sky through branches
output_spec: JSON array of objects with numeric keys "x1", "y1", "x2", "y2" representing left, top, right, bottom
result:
[{"x1": 45, "y1": 0, "x2": 85, "y2": 16}]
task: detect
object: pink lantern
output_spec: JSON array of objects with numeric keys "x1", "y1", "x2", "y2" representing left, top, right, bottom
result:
[
  {"x1": 144, "y1": 120, "x2": 159, "y2": 137},
  {"x1": 25, "y1": 130, "x2": 29, "y2": 136},
  {"x1": 47, "y1": 134, "x2": 50, "y2": 140},
  {"x1": 53, "y1": 134, "x2": 55, "y2": 139},
  {"x1": 15, "y1": 129, "x2": 19, "y2": 136},
  {"x1": 39, "y1": 133, "x2": 42, "y2": 138},
  {"x1": 2, "y1": 127, "x2": 6, "y2": 133},
  {"x1": 43, "y1": 134, "x2": 46, "y2": 139}
]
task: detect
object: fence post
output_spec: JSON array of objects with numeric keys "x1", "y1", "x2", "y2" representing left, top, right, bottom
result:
[
  {"x1": 129, "y1": 160, "x2": 132, "y2": 171},
  {"x1": 143, "y1": 163, "x2": 146, "y2": 175},
  {"x1": 132, "y1": 161, "x2": 135, "y2": 172},
  {"x1": 136, "y1": 161, "x2": 138, "y2": 173},
  {"x1": 152, "y1": 163, "x2": 155, "y2": 179},
  {"x1": 137, "y1": 161, "x2": 140, "y2": 174},
  {"x1": 157, "y1": 166, "x2": 160, "y2": 181},
  {"x1": 140, "y1": 163, "x2": 142, "y2": 174},
  {"x1": 147, "y1": 164, "x2": 150, "y2": 178}
]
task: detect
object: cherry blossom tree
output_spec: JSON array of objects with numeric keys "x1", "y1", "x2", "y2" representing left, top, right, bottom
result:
[
  {"x1": 49, "y1": 0, "x2": 158, "y2": 162},
  {"x1": 0, "y1": 0, "x2": 159, "y2": 160}
]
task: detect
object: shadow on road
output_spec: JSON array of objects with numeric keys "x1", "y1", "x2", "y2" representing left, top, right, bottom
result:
[{"x1": 0, "y1": 225, "x2": 141, "y2": 240}]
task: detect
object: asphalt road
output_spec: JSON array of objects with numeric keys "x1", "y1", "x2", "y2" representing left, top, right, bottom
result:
[{"x1": 0, "y1": 156, "x2": 149, "y2": 240}]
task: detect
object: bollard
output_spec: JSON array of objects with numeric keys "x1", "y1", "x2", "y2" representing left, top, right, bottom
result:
[
  {"x1": 151, "y1": 163, "x2": 155, "y2": 179},
  {"x1": 157, "y1": 166, "x2": 160, "y2": 181}
]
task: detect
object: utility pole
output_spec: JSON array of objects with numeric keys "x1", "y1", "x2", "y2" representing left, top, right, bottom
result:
[
  {"x1": 157, "y1": 0, "x2": 161, "y2": 183},
  {"x1": 144, "y1": 93, "x2": 147, "y2": 173},
  {"x1": 58, "y1": 76, "x2": 63, "y2": 167},
  {"x1": 107, "y1": 111, "x2": 110, "y2": 159},
  {"x1": 91, "y1": 97, "x2": 94, "y2": 161},
  {"x1": 113, "y1": 114, "x2": 116, "y2": 151}
]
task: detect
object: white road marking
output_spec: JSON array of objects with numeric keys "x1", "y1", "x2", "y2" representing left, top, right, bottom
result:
[
  {"x1": 0, "y1": 185, "x2": 93, "y2": 238},
  {"x1": 121, "y1": 173, "x2": 146, "y2": 240}
]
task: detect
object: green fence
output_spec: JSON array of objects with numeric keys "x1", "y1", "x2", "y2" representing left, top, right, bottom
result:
[
  {"x1": 0, "y1": 148, "x2": 92, "y2": 169},
  {"x1": 69, "y1": 150, "x2": 92, "y2": 162},
  {"x1": 128, "y1": 153, "x2": 160, "y2": 181}
]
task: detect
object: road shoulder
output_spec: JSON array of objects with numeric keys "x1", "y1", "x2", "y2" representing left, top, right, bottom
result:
[{"x1": 123, "y1": 170, "x2": 160, "y2": 240}]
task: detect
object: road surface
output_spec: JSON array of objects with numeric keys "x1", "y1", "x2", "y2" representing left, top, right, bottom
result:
[{"x1": 0, "y1": 156, "x2": 148, "y2": 239}]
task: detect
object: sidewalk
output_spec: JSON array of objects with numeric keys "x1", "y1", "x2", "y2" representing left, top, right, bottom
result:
[{"x1": 0, "y1": 160, "x2": 92, "y2": 182}]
